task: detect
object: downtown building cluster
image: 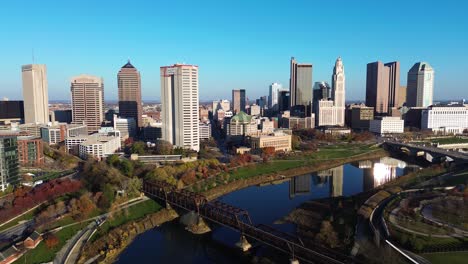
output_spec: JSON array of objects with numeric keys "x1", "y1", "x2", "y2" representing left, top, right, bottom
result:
[
  {"x1": 0, "y1": 61, "x2": 202, "y2": 191},
  {"x1": 1, "y1": 55, "x2": 467, "y2": 191}
]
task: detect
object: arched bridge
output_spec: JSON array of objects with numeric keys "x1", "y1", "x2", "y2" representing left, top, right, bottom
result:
[
  {"x1": 143, "y1": 180, "x2": 358, "y2": 264},
  {"x1": 383, "y1": 141, "x2": 468, "y2": 164}
]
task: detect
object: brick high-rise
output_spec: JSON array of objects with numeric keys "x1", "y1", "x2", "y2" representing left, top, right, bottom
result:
[
  {"x1": 118, "y1": 61, "x2": 143, "y2": 128},
  {"x1": 366, "y1": 61, "x2": 400, "y2": 115},
  {"x1": 71, "y1": 75, "x2": 104, "y2": 133}
]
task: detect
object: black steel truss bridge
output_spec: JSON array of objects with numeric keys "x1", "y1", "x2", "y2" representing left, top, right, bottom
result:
[{"x1": 143, "y1": 180, "x2": 359, "y2": 264}]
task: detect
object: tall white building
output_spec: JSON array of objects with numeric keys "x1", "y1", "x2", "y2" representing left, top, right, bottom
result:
[
  {"x1": 21, "y1": 64, "x2": 49, "y2": 124},
  {"x1": 421, "y1": 105, "x2": 468, "y2": 134},
  {"x1": 160, "y1": 64, "x2": 200, "y2": 151},
  {"x1": 268, "y1": 82, "x2": 283, "y2": 111},
  {"x1": 407, "y1": 62, "x2": 434, "y2": 107},
  {"x1": 332, "y1": 57, "x2": 345, "y2": 126}
]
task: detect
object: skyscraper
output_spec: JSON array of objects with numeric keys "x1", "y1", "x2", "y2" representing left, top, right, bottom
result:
[
  {"x1": 332, "y1": 57, "x2": 346, "y2": 126},
  {"x1": 365, "y1": 61, "x2": 400, "y2": 115},
  {"x1": 70, "y1": 75, "x2": 104, "y2": 133},
  {"x1": 232, "y1": 89, "x2": 246, "y2": 114},
  {"x1": 407, "y1": 62, "x2": 434, "y2": 107},
  {"x1": 160, "y1": 64, "x2": 200, "y2": 152},
  {"x1": 386, "y1": 61, "x2": 401, "y2": 112},
  {"x1": 268, "y1": 83, "x2": 283, "y2": 111},
  {"x1": 21, "y1": 64, "x2": 49, "y2": 124},
  {"x1": 118, "y1": 60, "x2": 143, "y2": 128},
  {"x1": 289, "y1": 57, "x2": 313, "y2": 117}
]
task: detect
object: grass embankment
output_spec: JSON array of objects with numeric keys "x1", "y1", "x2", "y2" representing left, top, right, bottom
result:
[
  {"x1": 422, "y1": 252, "x2": 468, "y2": 264},
  {"x1": 443, "y1": 169, "x2": 468, "y2": 186},
  {"x1": 91, "y1": 199, "x2": 161, "y2": 242},
  {"x1": 203, "y1": 144, "x2": 386, "y2": 200},
  {"x1": 14, "y1": 224, "x2": 85, "y2": 264},
  {"x1": 79, "y1": 203, "x2": 177, "y2": 264},
  {"x1": 390, "y1": 226, "x2": 468, "y2": 253},
  {"x1": 429, "y1": 137, "x2": 468, "y2": 145},
  {"x1": 232, "y1": 144, "x2": 382, "y2": 180},
  {"x1": 33, "y1": 169, "x2": 75, "y2": 182},
  {"x1": 385, "y1": 166, "x2": 447, "y2": 188}
]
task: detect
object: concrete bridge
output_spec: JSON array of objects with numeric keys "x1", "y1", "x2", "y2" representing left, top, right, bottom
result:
[
  {"x1": 382, "y1": 141, "x2": 468, "y2": 165},
  {"x1": 143, "y1": 180, "x2": 359, "y2": 264}
]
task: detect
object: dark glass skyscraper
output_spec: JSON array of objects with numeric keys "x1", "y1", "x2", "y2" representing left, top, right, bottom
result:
[{"x1": 289, "y1": 57, "x2": 313, "y2": 117}]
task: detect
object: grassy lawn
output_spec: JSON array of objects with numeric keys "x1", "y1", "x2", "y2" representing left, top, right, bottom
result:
[
  {"x1": 0, "y1": 211, "x2": 35, "y2": 232},
  {"x1": 391, "y1": 226, "x2": 468, "y2": 251},
  {"x1": 33, "y1": 169, "x2": 75, "y2": 182},
  {"x1": 429, "y1": 137, "x2": 468, "y2": 145},
  {"x1": 422, "y1": 252, "x2": 468, "y2": 264},
  {"x1": 305, "y1": 144, "x2": 378, "y2": 161},
  {"x1": 230, "y1": 160, "x2": 305, "y2": 180},
  {"x1": 14, "y1": 224, "x2": 85, "y2": 264},
  {"x1": 443, "y1": 170, "x2": 468, "y2": 186},
  {"x1": 91, "y1": 199, "x2": 161, "y2": 241},
  {"x1": 393, "y1": 217, "x2": 452, "y2": 236}
]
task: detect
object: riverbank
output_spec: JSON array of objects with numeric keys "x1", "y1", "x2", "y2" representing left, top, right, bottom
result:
[
  {"x1": 78, "y1": 208, "x2": 178, "y2": 264},
  {"x1": 203, "y1": 148, "x2": 388, "y2": 200},
  {"x1": 99, "y1": 146, "x2": 387, "y2": 262}
]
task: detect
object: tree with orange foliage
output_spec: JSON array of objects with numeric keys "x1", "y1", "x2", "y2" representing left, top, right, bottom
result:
[
  {"x1": 44, "y1": 233, "x2": 59, "y2": 249},
  {"x1": 261, "y1": 147, "x2": 276, "y2": 162}
]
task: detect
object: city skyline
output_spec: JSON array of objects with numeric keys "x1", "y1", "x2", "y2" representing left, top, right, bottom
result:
[{"x1": 1, "y1": 1, "x2": 467, "y2": 101}]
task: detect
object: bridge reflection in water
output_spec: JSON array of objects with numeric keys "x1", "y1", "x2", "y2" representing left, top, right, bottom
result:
[{"x1": 143, "y1": 180, "x2": 358, "y2": 264}]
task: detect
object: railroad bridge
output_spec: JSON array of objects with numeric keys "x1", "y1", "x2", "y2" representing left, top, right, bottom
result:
[
  {"x1": 383, "y1": 141, "x2": 468, "y2": 165},
  {"x1": 143, "y1": 180, "x2": 357, "y2": 264}
]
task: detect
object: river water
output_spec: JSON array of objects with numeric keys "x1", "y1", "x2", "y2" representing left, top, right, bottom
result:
[{"x1": 116, "y1": 157, "x2": 419, "y2": 264}]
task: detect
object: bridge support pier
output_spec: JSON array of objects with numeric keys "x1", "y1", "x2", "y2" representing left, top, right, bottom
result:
[
  {"x1": 236, "y1": 235, "x2": 252, "y2": 252},
  {"x1": 183, "y1": 213, "x2": 211, "y2": 234},
  {"x1": 290, "y1": 259, "x2": 299, "y2": 264}
]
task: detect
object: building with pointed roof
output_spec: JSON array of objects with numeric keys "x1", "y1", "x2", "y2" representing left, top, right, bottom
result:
[{"x1": 118, "y1": 60, "x2": 143, "y2": 128}]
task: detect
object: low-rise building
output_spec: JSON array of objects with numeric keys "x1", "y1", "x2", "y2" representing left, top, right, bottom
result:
[
  {"x1": 113, "y1": 115, "x2": 136, "y2": 141},
  {"x1": 369, "y1": 117, "x2": 404, "y2": 135},
  {"x1": 250, "y1": 130, "x2": 292, "y2": 152},
  {"x1": 227, "y1": 111, "x2": 258, "y2": 137},
  {"x1": 282, "y1": 115, "x2": 315, "y2": 130},
  {"x1": 421, "y1": 105, "x2": 468, "y2": 134},
  {"x1": 249, "y1": 104, "x2": 261, "y2": 116},
  {"x1": 78, "y1": 134, "x2": 121, "y2": 160},
  {"x1": 17, "y1": 136, "x2": 44, "y2": 167},
  {"x1": 323, "y1": 127, "x2": 351, "y2": 136},
  {"x1": 142, "y1": 123, "x2": 162, "y2": 142},
  {"x1": 41, "y1": 123, "x2": 88, "y2": 145},
  {"x1": 346, "y1": 104, "x2": 374, "y2": 131},
  {"x1": 199, "y1": 121, "x2": 212, "y2": 140},
  {"x1": 316, "y1": 100, "x2": 343, "y2": 127}
]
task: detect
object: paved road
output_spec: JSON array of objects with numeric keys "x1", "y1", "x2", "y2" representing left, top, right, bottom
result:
[{"x1": 0, "y1": 220, "x2": 34, "y2": 241}]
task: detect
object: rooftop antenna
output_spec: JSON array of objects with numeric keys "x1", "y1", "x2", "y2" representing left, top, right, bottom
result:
[{"x1": 32, "y1": 48, "x2": 35, "y2": 63}]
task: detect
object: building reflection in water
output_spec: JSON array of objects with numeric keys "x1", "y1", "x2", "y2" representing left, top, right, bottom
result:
[
  {"x1": 289, "y1": 174, "x2": 311, "y2": 199},
  {"x1": 312, "y1": 165, "x2": 344, "y2": 197},
  {"x1": 354, "y1": 157, "x2": 408, "y2": 191}
]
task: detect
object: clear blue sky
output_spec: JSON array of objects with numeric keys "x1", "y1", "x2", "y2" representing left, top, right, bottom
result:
[{"x1": 1, "y1": 0, "x2": 467, "y2": 102}]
